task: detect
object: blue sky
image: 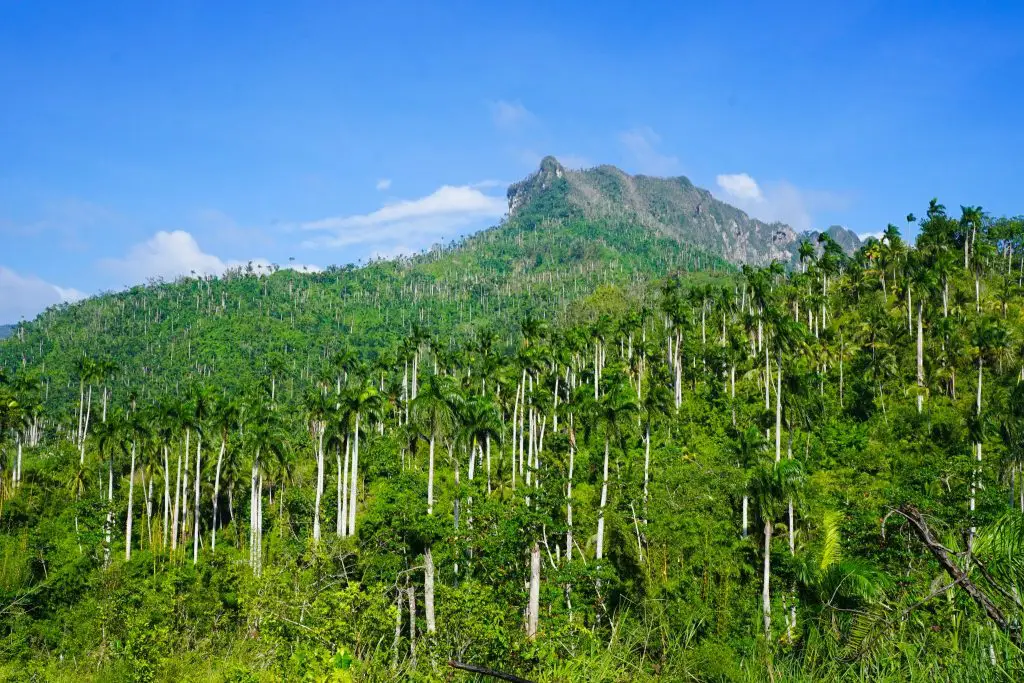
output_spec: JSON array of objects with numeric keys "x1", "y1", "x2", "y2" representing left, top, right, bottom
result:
[{"x1": 2, "y1": 1, "x2": 1023, "y2": 322}]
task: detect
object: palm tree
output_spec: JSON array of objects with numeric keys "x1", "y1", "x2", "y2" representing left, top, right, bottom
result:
[
  {"x1": 797, "y1": 240, "x2": 815, "y2": 273},
  {"x1": 639, "y1": 374, "x2": 672, "y2": 528},
  {"x1": 124, "y1": 409, "x2": 151, "y2": 561},
  {"x1": 245, "y1": 402, "x2": 286, "y2": 576},
  {"x1": 305, "y1": 389, "x2": 333, "y2": 543},
  {"x1": 584, "y1": 369, "x2": 638, "y2": 562},
  {"x1": 969, "y1": 316, "x2": 1010, "y2": 545},
  {"x1": 750, "y1": 457, "x2": 805, "y2": 637},
  {"x1": 464, "y1": 396, "x2": 502, "y2": 496},
  {"x1": 410, "y1": 374, "x2": 460, "y2": 634},
  {"x1": 153, "y1": 400, "x2": 178, "y2": 551},
  {"x1": 190, "y1": 386, "x2": 214, "y2": 564},
  {"x1": 730, "y1": 425, "x2": 766, "y2": 538},
  {"x1": 211, "y1": 397, "x2": 241, "y2": 553},
  {"x1": 94, "y1": 412, "x2": 128, "y2": 569},
  {"x1": 342, "y1": 381, "x2": 384, "y2": 537}
]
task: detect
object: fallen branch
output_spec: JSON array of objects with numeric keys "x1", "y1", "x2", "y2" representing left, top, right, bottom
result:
[
  {"x1": 885, "y1": 505, "x2": 1021, "y2": 647},
  {"x1": 448, "y1": 660, "x2": 534, "y2": 683}
]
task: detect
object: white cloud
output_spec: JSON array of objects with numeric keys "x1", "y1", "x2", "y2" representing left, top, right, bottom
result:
[
  {"x1": 376, "y1": 178, "x2": 392, "y2": 191},
  {"x1": 714, "y1": 172, "x2": 849, "y2": 233},
  {"x1": 715, "y1": 173, "x2": 763, "y2": 201},
  {"x1": 299, "y1": 185, "x2": 506, "y2": 250},
  {"x1": 619, "y1": 127, "x2": 680, "y2": 176},
  {"x1": 0, "y1": 266, "x2": 85, "y2": 322},
  {"x1": 100, "y1": 230, "x2": 320, "y2": 283},
  {"x1": 857, "y1": 230, "x2": 885, "y2": 242},
  {"x1": 489, "y1": 100, "x2": 534, "y2": 129}
]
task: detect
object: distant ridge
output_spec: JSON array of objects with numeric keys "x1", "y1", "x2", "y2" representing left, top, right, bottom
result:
[{"x1": 506, "y1": 156, "x2": 859, "y2": 266}]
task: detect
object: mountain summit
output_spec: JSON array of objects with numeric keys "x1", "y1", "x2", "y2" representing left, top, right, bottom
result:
[{"x1": 506, "y1": 156, "x2": 859, "y2": 265}]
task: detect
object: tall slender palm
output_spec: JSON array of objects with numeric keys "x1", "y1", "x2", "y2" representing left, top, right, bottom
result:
[
  {"x1": 969, "y1": 316, "x2": 1010, "y2": 544},
  {"x1": 305, "y1": 389, "x2": 333, "y2": 543},
  {"x1": 211, "y1": 397, "x2": 241, "y2": 553},
  {"x1": 583, "y1": 369, "x2": 638, "y2": 562},
  {"x1": 410, "y1": 374, "x2": 460, "y2": 634},
  {"x1": 750, "y1": 457, "x2": 805, "y2": 637},
  {"x1": 245, "y1": 402, "x2": 286, "y2": 576},
  {"x1": 94, "y1": 412, "x2": 128, "y2": 569},
  {"x1": 639, "y1": 375, "x2": 672, "y2": 528},
  {"x1": 123, "y1": 409, "x2": 151, "y2": 561},
  {"x1": 190, "y1": 386, "x2": 214, "y2": 564},
  {"x1": 342, "y1": 381, "x2": 384, "y2": 537}
]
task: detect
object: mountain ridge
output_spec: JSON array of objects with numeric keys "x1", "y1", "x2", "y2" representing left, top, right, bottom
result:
[{"x1": 507, "y1": 156, "x2": 859, "y2": 266}]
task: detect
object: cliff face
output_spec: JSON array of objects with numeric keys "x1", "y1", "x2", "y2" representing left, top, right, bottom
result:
[{"x1": 507, "y1": 157, "x2": 857, "y2": 266}]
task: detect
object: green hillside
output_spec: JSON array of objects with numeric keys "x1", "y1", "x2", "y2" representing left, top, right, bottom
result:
[{"x1": 2, "y1": 182, "x2": 1024, "y2": 682}]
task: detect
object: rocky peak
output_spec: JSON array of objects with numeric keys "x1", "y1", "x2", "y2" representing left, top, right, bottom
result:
[{"x1": 507, "y1": 156, "x2": 567, "y2": 216}]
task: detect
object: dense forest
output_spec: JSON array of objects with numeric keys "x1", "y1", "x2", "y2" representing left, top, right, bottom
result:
[{"x1": 3, "y1": 196, "x2": 1024, "y2": 681}]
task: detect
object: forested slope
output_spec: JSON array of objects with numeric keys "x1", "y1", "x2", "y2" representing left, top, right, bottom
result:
[{"x1": 2, "y1": 195, "x2": 1024, "y2": 682}]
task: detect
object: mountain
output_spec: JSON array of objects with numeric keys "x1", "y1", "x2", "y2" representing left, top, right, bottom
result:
[
  {"x1": 507, "y1": 156, "x2": 858, "y2": 266},
  {"x1": 0, "y1": 324, "x2": 13, "y2": 340},
  {"x1": 0, "y1": 167, "x2": 734, "y2": 399}
]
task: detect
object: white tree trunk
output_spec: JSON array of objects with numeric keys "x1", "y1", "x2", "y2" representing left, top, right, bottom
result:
[
  {"x1": 596, "y1": 438, "x2": 610, "y2": 561},
  {"x1": 341, "y1": 438, "x2": 350, "y2": 536},
  {"x1": 763, "y1": 520, "x2": 772, "y2": 637},
  {"x1": 163, "y1": 446, "x2": 170, "y2": 548},
  {"x1": 313, "y1": 428, "x2": 324, "y2": 542},
  {"x1": 775, "y1": 360, "x2": 782, "y2": 462},
  {"x1": 336, "y1": 447, "x2": 343, "y2": 537},
  {"x1": 427, "y1": 436, "x2": 435, "y2": 515},
  {"x1": 172, "y1": 448, "x2": 181, "y2": 551},
  {"x1": 212, "y1": 438, "x2": 224, "y2": 553},
  {"x1": 193, "y1": 433, "x2": 202, "y2": 564},
  {"x1": 527, "y1": 541, "x2": 540, "y2": 639},
  {"x1": 126, "y1": 442, "x2": 136, "y2": 561},
  {"x1": 424, "y1": 545, "x2": 436, "y2": 633},
  {"x1": 348, "y1": 412, "x2": 361, "y2": 536},
  {"x1": 642, "y1": 423, "x2": 651, "y2": 524}
]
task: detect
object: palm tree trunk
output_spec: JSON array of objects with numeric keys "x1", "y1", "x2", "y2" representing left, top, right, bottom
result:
[
  {"x1": 212, "y1": 437, "x2": 224, "y2": 553},
  {"x1": 486, "y1": 434, "x2": 492, "y2": 495},
  {"x1": 172, "y1": 447, "x2": 181, "y2": 551},
  {"x1": 104, "y1": 456, "x2": 113, "y2": 568},
  {"x1": 596, "y1": 437, "x2": 610, "y2": 561},
  {"x1": 642, "y1": 422, "x2": 651, "y2": 525},
  {"x1": 256, "y1": 473, "x2": 263, "y2": 576},
  {"x1": 742, "y1": 496, "x2": 748, "y2": 538},
  {"x1": 341, "y1": 437, "x2": 350, "y2": 536},
  {"x1": 336, "y1": 444, "x2": 343, "y2": 537},
  {"x1": 775, "y1": 359, "x2": 782, "y2": 462},
  {"x1": 512, "y1": 380, "x2": 520, "y2": 488},
  {"x1": 972, "y1": 360, "x2": 983, "y2": 547},
  {"x1": 348, "y1": 412, "x2": 361, "y2": 536},
  {"x1": 193, "y1": 433, "x2": 201, "y2": 564},
  {"x1": 313, "y1": 428, "x2": 324, "y2": 542},
  {"x1": 250, "y1": 450, "x2": 259, "y2": 570},
  {"x1": 424, "y1": 545, "x2": 436, "y2": 633},
  {"x1": 527, "y1": 541, "x2": 540, "y2": 639},
  {"x1": 917, "y1": 302, "x2": 925, "y2": 413},
  {"x1": 427, "y1": 435, "x2": 435, "y2": 515},
  {"x1": 763, "y1": 520, "x2": 772, "y2": 637},
  {"x1": 566, "y1": 421, "x2": 575, "y2": 560},
  {"x1": 126, "y1": 442, "x2": 136, "y2": 561},
  {"x1": 163, "y1": 446, "x2": 170, "y2": 549},
  {"x1": 146, "y1": 475, "x2": 153, "y2": 549},
  {"x1": 182, "y1": 430, "x2": 190, "y2": 549}
]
